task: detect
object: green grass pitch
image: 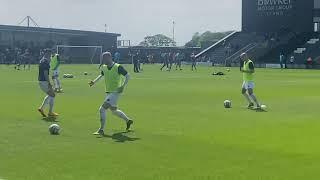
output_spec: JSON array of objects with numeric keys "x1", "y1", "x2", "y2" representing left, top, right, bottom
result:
[{"x1": 1, "y1": 64, "x2": 320, "y2": 180}]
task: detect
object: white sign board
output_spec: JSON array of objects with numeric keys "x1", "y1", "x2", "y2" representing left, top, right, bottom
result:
[{"x1": 266, "y1": 64, "x2": 281, "y2": 69}]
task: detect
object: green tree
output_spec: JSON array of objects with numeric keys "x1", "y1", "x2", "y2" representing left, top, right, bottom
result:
[
  {"x1": 185, "y1": 32, "x2": 201, "y2": 47},
  {"x1": 185, "y1": 31, "x2": 233, "y2": 49},
  {"x1": 139, "y1": 34, "x2": 176, "y2": 47}
]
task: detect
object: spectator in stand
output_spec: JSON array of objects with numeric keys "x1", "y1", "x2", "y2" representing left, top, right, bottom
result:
[
  {"x1": 306, "y1": 57, "x2": 313, "y2": 69},
  {"x1": 290, "y1": 55, "x2": 295, "y2": 65}
]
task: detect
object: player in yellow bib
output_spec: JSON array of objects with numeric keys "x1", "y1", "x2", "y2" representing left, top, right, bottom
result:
[
  {"x1": 240, "y1": 53, "x2": 261, "y2": 109},
  {"x1": 89, "y1": 52, "x2": 133, "y2": 136},
  {"x1": 50, "y1": 53, "x2": 63, "y2": 93}
]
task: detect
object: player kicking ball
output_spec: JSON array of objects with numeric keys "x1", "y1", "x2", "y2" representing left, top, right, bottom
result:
[
  {"x1": 38, "y1": 49, "x2": 59, "y2": 118},
  {"x1": 240, "y1": 53, "x2": 261, "y2": 110},
  {"x1": 89, "y1": 52, "x2": 133, "y2": 136}
]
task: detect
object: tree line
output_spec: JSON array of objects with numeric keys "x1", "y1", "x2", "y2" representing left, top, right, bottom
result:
[{"x1": 139, "y1": 31, "x2": 233, "y2": 49}]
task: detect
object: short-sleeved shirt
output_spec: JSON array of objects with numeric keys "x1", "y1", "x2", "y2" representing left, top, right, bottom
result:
[
  {"x1": 38, "y1": 58, "x2": 50, "y2": 81},
  {"x1": 101, "y1": 64, "x2": 128, "y2": 77}
]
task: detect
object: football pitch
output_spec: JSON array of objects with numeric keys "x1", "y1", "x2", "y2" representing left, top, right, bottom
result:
[{"x1": 1, "y1": 64, "x2": 320, "y2": 180}]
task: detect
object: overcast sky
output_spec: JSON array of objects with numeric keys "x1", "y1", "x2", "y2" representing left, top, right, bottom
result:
[{"x1": 0, "y1": 0, "x2": 242, "y2": 45}]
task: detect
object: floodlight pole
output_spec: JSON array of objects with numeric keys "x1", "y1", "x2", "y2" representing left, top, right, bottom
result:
[
  {"x1": 172, "y1": 20, "x2": 175, "y2": 45},
  {"x1": 18, "y1": 16, "x2": 39, "y2": 27}
]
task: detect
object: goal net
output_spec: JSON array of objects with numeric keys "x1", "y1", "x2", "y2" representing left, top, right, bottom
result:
[{"x1": 56, "y1": 45, "x2": 103, "y2": 64}]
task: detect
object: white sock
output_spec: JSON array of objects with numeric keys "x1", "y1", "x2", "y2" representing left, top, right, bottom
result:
[
  {"x1": 53, "y1": 79, "x2": 58, "y2": 89},
  {"x1": 112, "y1": 109, "x2": 130, "y2": 122},
  {"x1": 49, "y1": 96, "x2": 55, "y2": 113},
  {"x1": 243, "y1": 93, "x2": 253, "y2": 104},
  {"x1": 99, "y1": 106, "x2": 107, "y2": 130},
  {"x1": 40, "y1": 96, "x2": 50, "y2": 109}
]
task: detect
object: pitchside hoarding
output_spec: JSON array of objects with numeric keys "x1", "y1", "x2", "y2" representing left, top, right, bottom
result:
[{"x1": 242, "y1": 0, "x2": 313, "y2": 32}]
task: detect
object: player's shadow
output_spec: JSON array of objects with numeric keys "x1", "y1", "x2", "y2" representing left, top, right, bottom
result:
[
  {"x1": 102, "y1": 131, "x2": 140, "y2": 143},
  {"x1": 42, "y1": 117, "x2": 59, "y2": 122}
]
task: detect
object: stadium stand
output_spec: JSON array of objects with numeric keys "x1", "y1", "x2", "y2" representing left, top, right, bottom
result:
[
  {"x1": 196, "y1": 0, "x2": 317, "y2": 69},
  {"x1": 0, "y1": 25, "x2": 120, "y2": 64},
  {"x1": 289, "y1": 34, "x2": 320, "y2": 67}
]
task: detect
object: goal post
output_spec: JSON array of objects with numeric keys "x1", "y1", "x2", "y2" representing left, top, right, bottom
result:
[{"x1": 56, "y1": 45, "x2": 103, "y2": 64}]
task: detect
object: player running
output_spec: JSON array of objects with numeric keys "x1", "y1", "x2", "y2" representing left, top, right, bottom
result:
[
  {"x1": 38, "y1": 49, "x2": 59, "y2": 118},
  {"x1": 50, "y1": 52, "x2": 63, "y2": 93},
  {"x1": 89, "y1": 52, "x2": 133, "y2": 136},
  {"x1": 240, "y1": 53, "x2": 261, "y2": 109}
]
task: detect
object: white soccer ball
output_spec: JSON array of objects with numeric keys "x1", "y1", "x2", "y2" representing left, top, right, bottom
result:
[
  {"x1": 224, "y1": 100, "x2": 232, "y2": 108},
  {"x1": 49, "y1": 124, "x2": 60, "y2": 135},
  {"x1": 68, "y1": 74, "x2": 74, "y2": 78},
  {"x1": 226, "y1": 68, "x2": 230, "y2": 72},
  {"x1": 261, "y1": 105, "x2": 267, "y2": 110}
]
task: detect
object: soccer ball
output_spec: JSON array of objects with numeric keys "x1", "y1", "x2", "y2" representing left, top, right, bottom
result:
[
  {"x1": 261, "y1": 104, "x2": 267, "y2": 110},
  {"x1": 49, "y1": 124, "x2": 60, "y2": 135},
  {"x1": 84, "y1": 72, "x2": 88, "y2": 75},
  {"x1": 224, "y1": 100, "x2": 232, "y2": 108},
  {"x1": 63, "y1": 74, "x2": 74, "y2": 78},
  {"x1": 226, "y1": 68, "x2": 230, "y2": 72}
]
